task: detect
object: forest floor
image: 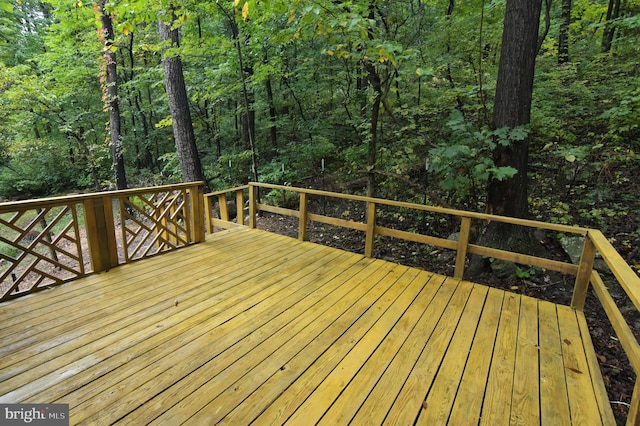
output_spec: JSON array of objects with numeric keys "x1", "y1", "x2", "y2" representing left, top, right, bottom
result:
[{"x1": 255, "y1": 198, "x2": 638, "y2": 425}]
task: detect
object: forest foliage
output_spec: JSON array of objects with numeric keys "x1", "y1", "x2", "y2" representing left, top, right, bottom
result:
[{"x1": 0, "y1": 0, "x2": 638, "y2": 233}]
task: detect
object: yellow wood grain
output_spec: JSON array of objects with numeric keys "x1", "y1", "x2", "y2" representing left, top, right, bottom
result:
[
  {"x1": 212, "y1": 267, "x2": 424, "y2": 426},
  {"x1": 65, "y1": 242, "x2": 350, "y2": 423},
  {"x1": 589, "y1": 229, "x2": 640, "y2": 311},
  {"x1": 571, "y1": 234, "x2": 596, "y2": 309},
  {"x1": 311, "y1": 274, "x2": 452, "y2": 426},
  {"x1": 510, "y1": 296, "x2": 540, "y2": 425},
  {"x1": 576, "y1": 311, "x2": 616, "y2": 424},
  {"x1": 144, "y1": 260, "x2": 399, "y2": 426},
  {"x1": 376, "y1": 225, "x2": 459, "y2": 250},
  {"x1": 416, "y1": 284, "x2": 488, "y2": 425},
  {"x1": 298, "y1": 192, "x2": 308, "y2": 241},
  {"x1": 0, "y1": 228, "x2": 259, "y2": 327},
  {"x1": 0, "y1": 228, "x2": 616, "y2": 425},
  {"x1": 627, "y1": 380, "x2": 640, "y2": 426},
  {"x1": 468, "y1": 244, "x2": 579, "y2": 276},
  {"x1": 306, "y1": 212, "x2": 368, "y2": 232},
  {"x1": 0, "y1": 230, "x2": 262, "y2": 332},
  {"x1": 364, "y1": 201, "x2": 376, "y2": 258},
  {"x1": 247, "y1": 182, "x2": 588, "y2": 236},
  {"x1": 538, "y1": 300, "x2": 571, "y2": 424},
  {"x1": 1, "y1": 236, "x2": 325, "y2": 405},
  {"x1": 290, "y1": 269, "x2": 430, "y2": 425},
  {"x1": 454, "y1": 217, "x2": 472, "y2": 279},
  {"x1": 383, "y1": 279, "x2": 474, "y2": 425},
  {"x1": 74, "y1": 249, "x2": 360, "y2": 423},
  {"x1": 480, "y1": 292, "x2": 520, "y2": 426},
  {"x1": 30, "y1": 242, "x2": 346, "y2": 409},
  {"x1": 0, "y1": 231, "x2": 278, "y2": 349},
  {"x1": 448, "y1": 287, "x2": 504, "y2": 425},
  {"x1": 590, "y1": 270, "x2": 640, "y2": 373},
  {"x1": 315, "y1": 270, "x2": 437, "y2": 426},
  {"x1": 557, "y1": 305, "x2": 606, "y2": 424}
]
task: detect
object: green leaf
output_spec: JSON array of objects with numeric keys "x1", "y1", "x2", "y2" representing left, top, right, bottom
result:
[{"x1": 0, "y1": 1, "x2": 12, "y2": 13}]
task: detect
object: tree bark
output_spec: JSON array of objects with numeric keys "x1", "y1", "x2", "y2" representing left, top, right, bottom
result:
[
  {"x1": 363, "y1": 60, "x2": 382, "y2": 198},
  {"x1": 487, "y1": 0, "x2": 542, "y2": 220},
  {"x1": 558, "y1": 0, "x2": 572, "y2": 63},
  {"x1": 602, "y1": 0, "x2": 621, "y2": 53},
  {"x1": 265, "y1": 73, "x2": 278, "y2": 154},
  {"x1": 466, "y1": 0, "x2": 544, "y2": 280},
  {"x1": 158, "y1": 13, "x2": 205, "y2": 183},
  {"x1": 99, "y1": 0, "x2": 127, "y2": 190}
]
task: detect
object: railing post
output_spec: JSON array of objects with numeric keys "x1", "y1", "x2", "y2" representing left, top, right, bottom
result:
[
  {"x1": 204, "y1": 194, "x2": 214, "y2": 233},
  {"x1": 365, "y1": 201, "x2": 377, "y2": 258},
  {"x1": 218, "y1": 193, "x2": 229, "y2": 221},
  {"x1": 298, "y1": 192, "x2": 308, "y2": 241},
  {"x1": 236, "y1": 190, "x2": 245, "y2": 226},
  {"x1": 189, "y1": 184, "x2": 205, "y2": 243},
  {"x1": 249, "y1": 184, "x2": 257, "y2": 229},
  {"x1": 571, "y1": 231, "x2": 597, "y2": 310},
  {"x1": 83, "y1": 196, "x2": 119, "y2": 272},
  {"x1": 454, "y1": 217, "x2": 472, "y2": 279}
]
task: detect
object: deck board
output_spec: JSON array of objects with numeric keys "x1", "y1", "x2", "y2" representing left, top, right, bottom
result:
[{"x1": 0, "y1": 228, "x2": 615, "y2": 425}]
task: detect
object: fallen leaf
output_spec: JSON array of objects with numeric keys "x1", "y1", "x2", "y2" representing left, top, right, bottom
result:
[
  {"x1": 567, "y1": 367, "x2": 583, "y2": 374},
  {"x1": 563, "y1": 339, "x2": 571, "y2": 345},
  {"x1": 597, "y1": 354, "x2": 607, "y2": 363},
  {"x1": 422, "y1": 401, "x2": 428, "y2": 409}
]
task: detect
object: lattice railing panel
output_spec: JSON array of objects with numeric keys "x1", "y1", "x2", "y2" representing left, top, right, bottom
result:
[
  {"x1": 0, "y1": 204, "x2": 86, "y2": 301},
  {"x1": 118, "y1": 188, "x2": 191, "y2": 262},
  {"x1": 0, "y1": 182, "x2": 204, "y2": 302}
]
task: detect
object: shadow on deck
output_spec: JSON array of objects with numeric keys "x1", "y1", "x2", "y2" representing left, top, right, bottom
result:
[{"x1": 0, "y1": 228, "x2": 614, "y2": 425}]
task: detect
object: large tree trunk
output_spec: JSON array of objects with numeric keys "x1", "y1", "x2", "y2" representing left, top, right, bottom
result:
[
  {"x1": 159, "y1": 13, "x2": 205, "y2": 183},
  {"x1": 487, "y1": 0, "x2": 542, "y2": 220},
  {"x1": 99, "y1": 0, "x2": 127, "y2": 190},
  {"x1": 467, "y1": 0, "x2": 543, "y2": 280}
]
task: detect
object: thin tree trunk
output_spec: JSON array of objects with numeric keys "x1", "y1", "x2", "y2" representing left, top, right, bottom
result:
[
  {"x1": 602, "y1": 0, "x2": 621, "y2": 52},
  {"x1": 99, "y1": 0, "x2": 127, "y2": 190},
  {"x1": 158, "y1": 11, "x2": 205, "y2": 183},
  {"x1": 265, "y1": 73, "x2": 278, "y2": 153},
  {"x1": 364, "y1": 61, "x2": 382, "y2": 198},
  {"x1": 558, "y1": 0, "x2": 572, "y2": 63}
]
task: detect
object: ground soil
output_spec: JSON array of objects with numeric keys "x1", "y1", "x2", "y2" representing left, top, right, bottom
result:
[{"x1": 255, "y1": 199, "x2": 638, "y2": 425}]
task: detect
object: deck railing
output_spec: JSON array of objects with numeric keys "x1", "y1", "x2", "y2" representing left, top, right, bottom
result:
[
  {"x1": 3, "y1": 182, "x2": 639, "y2": 422},
  {"x1": 0, "y1": 182, "x2": 204, "y2": 302},
  {"x1": 206, "y1": 182, "x2": 640, "y2": 424}
]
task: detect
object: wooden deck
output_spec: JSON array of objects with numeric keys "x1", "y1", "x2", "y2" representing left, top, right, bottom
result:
[{"x1": 0, "y1": 228, "x2": 614, "y2": 425}]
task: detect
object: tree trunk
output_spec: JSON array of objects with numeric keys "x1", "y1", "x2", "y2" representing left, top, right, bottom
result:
[
  {"x1": 99, "y1": 0, "x2": 127, "y2": 190},
  {"x1": 158, "y1": 13, "x2": 205, "y2": 183},
  {"x1": 466, "y1": 0, "x2": 543, "y2": 280},
  {"x1": 558, "y1": 0, "x2": 571, "y2": 63},
  {"x1": 364, "y1": 61, "x2": 382, "y2": 198},
  {"x1": 487, "y1": 0, "x2": 542, "y2": 220},
  {"x1": 265, "y1": 73, "x2": 278, "y2": 154},
  {"x1": 602, "y1": 0, "x2": 621, "y2": 53}
]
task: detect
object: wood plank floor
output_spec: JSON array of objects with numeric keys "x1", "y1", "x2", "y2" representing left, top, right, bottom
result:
[{"x1": 0, "y1": 228, "x2": 615, "y2": 425}]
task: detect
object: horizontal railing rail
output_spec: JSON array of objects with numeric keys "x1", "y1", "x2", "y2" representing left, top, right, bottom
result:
[
  {"x1": 206, "y1": 182, "x2": 640, "y2": 423},
  {"x1": 0, "y1": 182, "x2": 204, "y2": 302},
  {"x1": 207, "y1": 182, "x2": 588, "y2": 278}
]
